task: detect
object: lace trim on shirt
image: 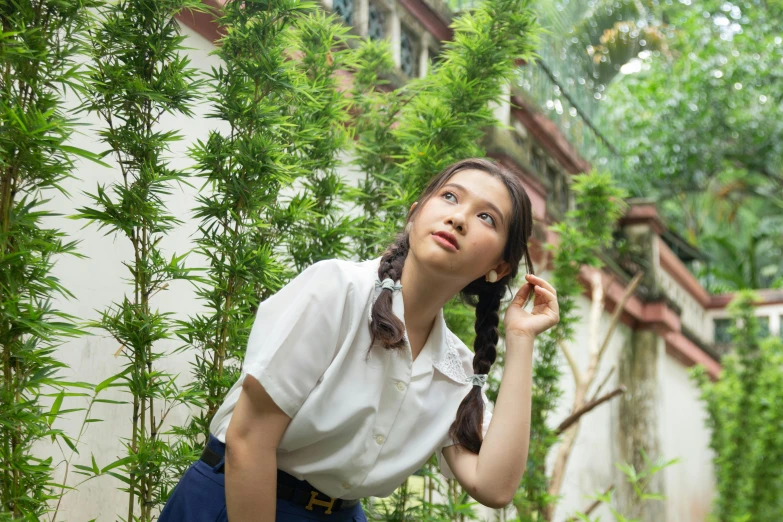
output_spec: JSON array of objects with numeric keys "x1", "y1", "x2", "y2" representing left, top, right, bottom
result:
[{"x1": 433, "y1": 332, "x2": 469, "y2": 384}]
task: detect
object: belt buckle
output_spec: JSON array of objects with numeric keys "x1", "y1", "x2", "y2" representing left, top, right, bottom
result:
[{"x1": 305, "y1": 490, "x2": 336, "y2": 514}]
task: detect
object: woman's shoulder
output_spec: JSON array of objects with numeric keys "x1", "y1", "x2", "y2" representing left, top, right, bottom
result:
[
  {"x1": 312, "y1": 256, "x2": 378, "y2": 284},
  {"x1": 304, "y1": 256, "x2": 379, "y2": 300}
]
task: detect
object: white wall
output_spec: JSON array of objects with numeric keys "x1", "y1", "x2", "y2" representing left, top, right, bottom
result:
[{"x1": 659, "y1": 353, "x2": 715, "y2": 522}]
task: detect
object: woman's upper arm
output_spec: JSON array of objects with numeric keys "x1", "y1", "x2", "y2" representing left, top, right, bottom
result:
[
  {"x1": 226, "y1": 374, "x2": 291, "y2": 450},
  {"x1": 242, "y1": 259, "x2": 354, "y2": 419}
]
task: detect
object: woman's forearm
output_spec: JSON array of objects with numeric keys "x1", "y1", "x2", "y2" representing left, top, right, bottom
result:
[
  {"x1": 225, "y1": 442, "x2": 278, "y2": 521},
  {"x1": 474, "y1": 333, "x2": 534, "y2": 501}
]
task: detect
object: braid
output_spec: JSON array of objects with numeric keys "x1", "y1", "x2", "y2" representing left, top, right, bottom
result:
[
  {"x1": 369, "y1": 233, "x2": 410, "y2": 351},
  {"x1": 448, "y1": 284, "x2": 505, "y2": 454}
]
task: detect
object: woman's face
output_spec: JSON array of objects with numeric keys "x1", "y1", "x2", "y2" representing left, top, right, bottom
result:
[{"x1": 409, "y1": 168, "x2": 512, "y2": 280}]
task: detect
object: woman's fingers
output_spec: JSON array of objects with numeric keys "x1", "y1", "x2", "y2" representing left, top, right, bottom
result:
[
  {"x1": 512, "y1": 282, "x2": 534, "y2": 304},
  {"x1": 533, "y1": 285, "x2": 559, "y2": 313},
  {"x1": 526, "y1": 274, "x2": 557, "y2": 296}
]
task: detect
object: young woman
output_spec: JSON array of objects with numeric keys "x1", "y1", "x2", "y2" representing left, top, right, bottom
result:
[{"x1": 159, "y1": 158, "x2": 560, "y2": 521}]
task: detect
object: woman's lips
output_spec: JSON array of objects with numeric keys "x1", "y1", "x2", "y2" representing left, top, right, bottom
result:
[{"x1": 432, "y1": 233, "x2": 458, "y2": 251}]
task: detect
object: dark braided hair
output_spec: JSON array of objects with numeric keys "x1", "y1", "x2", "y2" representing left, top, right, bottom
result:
[{"x1": 369, "y1": 158, "x2": 535, "y2": 454}]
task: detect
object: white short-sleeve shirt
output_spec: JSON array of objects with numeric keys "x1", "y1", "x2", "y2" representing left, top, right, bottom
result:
[{"x1": 209, "y1": 256, "x2": 493, "y2": 499}]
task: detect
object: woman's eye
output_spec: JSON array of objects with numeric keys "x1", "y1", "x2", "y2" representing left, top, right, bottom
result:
[
  {"x1": 442, "y1": 191, "x2": 456, "y2": 202},
  {"x1": 480, "y1": 213, "x2": 496, "y2": 227}
]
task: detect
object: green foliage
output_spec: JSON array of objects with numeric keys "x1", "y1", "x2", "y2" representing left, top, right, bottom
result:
[
  {"x1": 514, "y1": 171, "x2": 627, "y2": 520},
  {"x1": 347, "y1": 0, "x2": 540, "y2": 257},
  {"x1": 536, "y1": 0, "x2": 665, "y2": 89},
  {"x1": 73, "y1": 0, "x2": 207, "y2": 519},
  {"x1": 0, "y1": 0, "x2": 99, "y2": 517},
  {"x1": 283, "y1": 11, "x2": 364, "y2": 269},
  {"x1": 571, "y1": 450, "x2": 679, "y2": 522},
  {"x1": 600, "y1": 0, "x2": 783, "y2": 290},
  {"x1": 692, "y1": 290, "x2": 783, "y2": 521},
  {"x1": 362, "y1": 470, "x2": 481, "y2": 521}
]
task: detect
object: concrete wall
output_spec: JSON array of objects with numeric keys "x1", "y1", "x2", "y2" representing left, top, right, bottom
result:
[{"x1": 659, "y1": 353, "x2": 715, "y2": 522}]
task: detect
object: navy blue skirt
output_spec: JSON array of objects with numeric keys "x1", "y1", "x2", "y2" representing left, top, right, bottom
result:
[{"x1": 159, "y1": 435, "x2": 367, "y2": 521}]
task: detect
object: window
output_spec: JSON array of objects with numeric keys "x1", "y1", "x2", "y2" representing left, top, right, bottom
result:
[
  {"x1": 333, "y1": 0, "x2": 354, "y2": 25},
  {"x1": 530, "y1": 148, "x2": 541, "y2": 173},
  {"x1": 557, "y1": 172, "x2": 569, "y2": 214},
  {"x1": 368, "y1": 3, "x2": 385, "y2": 40},
  {"x1": 400, "y1": 26, "x2": 418, "y2": 78},
  {"x1": 428, "y1": 46, "x2": 443, "y2": 71},
  {"x1": 714, "y1": 318, "x2": 733, "y2": 345},
  {"x1": 759, "y1": 315, "x2": 770, "y2": 338}
]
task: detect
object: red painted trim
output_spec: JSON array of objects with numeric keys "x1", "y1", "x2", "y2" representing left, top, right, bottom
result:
[
  {"x1": 664, "y1": 332, "x2": 721, "y2": 379},
  {"x1": 618, "y1": 203, "x2": 666, "y2": 236},
  {"x1": 709, "y1": 290, "x2": 783, "y2": 309},
  {"x1": 619, "y1": 204, "x2": 712, "y2": 308},
  {"x1": 398, "y1": 0, "x2": 453, "y2": 41},
  {"x1": 177, "y1": 0, "x2": 452, "y2": 45},
  {"x1": 176, "y1": 0, "x2": 226, "y2": 44},
  {"x1": 568, "y1": 264, "x2": 721, "y2": 380},
  {"x1": 491, "y1": 154, "x2": 549, "y2": 223},
  {"x1": 492, "y1": 153, "x2": 548, "y2": 198}
]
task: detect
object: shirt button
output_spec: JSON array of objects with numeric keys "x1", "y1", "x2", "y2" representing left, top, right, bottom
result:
[
  {"x1": 396, "y1": 381, "x2": 406, "y2": 391},
  {"x1": 375, "y1": 435, "x2": 385, "y2": 445}
]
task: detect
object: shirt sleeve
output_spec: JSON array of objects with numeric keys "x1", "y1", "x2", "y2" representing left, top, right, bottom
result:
[
  {"x1": 436, "y1": 388, "x2": 494, "y2": 480},
  {"x1": 241, "y1": 259, "x2": 354, "y2": 419}
]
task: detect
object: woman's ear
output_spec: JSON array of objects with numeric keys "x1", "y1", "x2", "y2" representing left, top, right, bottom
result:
[{"x1": 494, "y1": 261, "x2": 512, "y2": 281}]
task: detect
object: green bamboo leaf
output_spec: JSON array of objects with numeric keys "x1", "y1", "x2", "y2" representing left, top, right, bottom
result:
[
  {"x1": 48, "y1": 391, "x2": 65, "y2": 426},
  {"x1": 101, "y1": 456, "x2": 135, "y2": 474},
  {"x1": 60, "y1": 433, "x2": 78, "y2": 453},
  {"x1": 60, "y1": 145, "x2": 112, "y2": 168},
  {"x1": 91, "y1": 454, "x2": 100, "y2": 476}
]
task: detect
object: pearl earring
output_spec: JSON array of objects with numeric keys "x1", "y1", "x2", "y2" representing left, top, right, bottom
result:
[{"x1": 486, "y1": 270, "x2": 498, "y2": 283}]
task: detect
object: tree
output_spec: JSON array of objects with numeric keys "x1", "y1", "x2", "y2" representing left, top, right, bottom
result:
[
  {"x1": 511, "y1": 171, "x2": 630, "y2": 521},
  {"x1": 347, "y1": 0, "x2": 539, "y2": 257},
  {"x1": 692, "y1": 291, "x2": 783, "y2": 521},
  {"x1": 600, "y1": 0, "x2": 783, "y2": 289},
  {"x1": 74, "y1": 1, "x2": 206, "y2": 519},
  {"x1": 0, "y1": 1, "x2": 98, "y2": 517},
  {"x1": 174, "y1": 2, "x2": 364, "y2": 449}
]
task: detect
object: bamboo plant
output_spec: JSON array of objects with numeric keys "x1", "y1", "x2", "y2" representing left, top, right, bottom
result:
[
  {"x1": 73, "y1": 1, "x2": 206, "y2": 519},
  {"x1": 174, "y1": 2, "x2": 362, "y2": 449},
  {"x1": 0, "y1": 1, "x2": 99, "y2": 518}
]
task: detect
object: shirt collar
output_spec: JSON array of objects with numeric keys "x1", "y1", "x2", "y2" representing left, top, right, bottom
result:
[{"x1": 368, "y1": 256, "x2": 468, "y2": 384}]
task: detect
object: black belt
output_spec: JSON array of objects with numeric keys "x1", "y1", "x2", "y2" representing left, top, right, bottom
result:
[{"x1": 200, "y1": 442, "x2": 360, "y2": 514}]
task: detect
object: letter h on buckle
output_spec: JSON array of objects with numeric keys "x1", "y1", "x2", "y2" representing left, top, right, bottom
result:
[{"x1": 305, "y1": 490, "x2": 336, "y2": 514}]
